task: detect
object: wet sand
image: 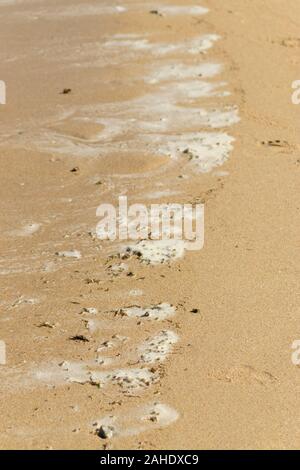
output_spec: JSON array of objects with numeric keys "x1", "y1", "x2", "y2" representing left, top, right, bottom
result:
[{"x1": 0, "y1": 0, "x2": 299, "y2": 449}]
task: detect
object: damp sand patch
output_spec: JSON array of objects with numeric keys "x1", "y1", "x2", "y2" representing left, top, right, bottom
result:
[
  {"x1": 48, "y1": 118, "x2": 106, "y2": 142},
  {"x1": 5, "y1": 82, "x2": 239, "y2": 164}
]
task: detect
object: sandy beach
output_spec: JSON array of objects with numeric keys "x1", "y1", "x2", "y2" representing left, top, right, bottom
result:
[{"x1": 0, "y1": 0, "x2": 299, "y2": 450}]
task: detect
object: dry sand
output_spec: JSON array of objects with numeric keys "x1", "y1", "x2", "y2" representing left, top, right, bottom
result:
[{"x1": 0, "y1": 0, "x2": 299, "y2": 450}]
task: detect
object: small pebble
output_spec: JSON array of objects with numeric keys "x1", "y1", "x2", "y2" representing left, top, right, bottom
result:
[
  {"x1": 191, "y1": 308, "x2": 200, "y2": 314},
  {"x1": 61, "y1": 88, "x2": 72, "y2": 95},
  {"x1": 97, "y1": 425, "x2": 115, "y2": 440}
]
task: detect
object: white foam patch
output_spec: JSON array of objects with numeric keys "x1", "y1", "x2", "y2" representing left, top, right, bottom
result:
[
  {"x1": 82, "y1": 307, "x2": 98, "y2": 315},
  {"x1": 91, "y1": 94, "x2": 239, "y2": 137},
  {"x1": 97, "y1": 335, "x2": 129, "y2": 352},
  {"x1": 90, "y1": 367, "x2": 157, "y2": 391},
  {"x1": 143, "y1": 189, "x2": 180, "y2": 199},
  {"x1": 24, "y1": 104, "x2": 238, "y2": 160},
  {"x1": 95, "y1": 356, "x2": 115, "y2": 367},
  {"x1": 104, "y1": 37, "x2": 150, "y2": 51},
  {"x1": 156, "y1": 5, "x2": 209, "y2": 16},
  {"x1": 59, "y1": 361, "x2": 91, "y2": 384},
  {"x1": 108, "y1": 263, "x2": 129, "y2": 275},
  {"x1": 146, "y1": 62, "x2": 222, "y2": 84},
  {"x1": 160, "y1": 132, "x2": 235, "y2": 172},
  {"x1": 5, "y1": 57, "x2": 238, "y2": 171},
  {"x1": 11, "y1": 296, "x2": 38, "y2": 308},
  {"x1": 84, "y1": 319, "x2": 98, "y2": 334},
  {"x1": 116, "y1": 303, "x2": 175, "y2": 320},
  {"x1": 56, "y1": 250, "x2": 82, "y2": 259},
  {"x1": 0, "y1": 361, "x2": 84, "y2": 392},
  {"x1": 97, "y1": 341, "x2": 115, "y2": 351},
  {"x1": 42, "y1": 261, "x2": 58, "y2": 273},
  {"x1": 28, "y1": 4, "x2": 128, "y2": 19},
  {"x1": 139, "y1": 330, "x2": 179, "y2": 364},
  {"x1": 160, "y1": 80, "x2": 230, "y2": 99},
  {"x1": 31, "y1": 361, "x2": 157, "y2": 391},
  {"x1": 10, "y1": 223, "x2": 41, "y2": 237},
  {"x1": 107, "y1": 104, "x2": 236, "y2": 135},
  {"x1": 0, "y1": 0, "x2": 48, "y2": 6},
  {"x1": 0, "y1": 0, "x2": 24, "y2": 5},
  {"x1": 129, "y1": 289, "x2": 144, "y2": 297},
  {"x1": 124, "y1": 239, "x2": 186, "y2": 264},
  {"x1": 1, "y1": 25, "x2": 239, "y2": 175},
  {"x1": 94, "y1": 402, "x2": 179, "y2": 438},
  {"x1": 83, "y1": 318, "x2": 115, "y2": 336},
  {"x1": 23, "y1": 132, "x2": 102, "y2": 158},
  {"x1": 30, "y1": 361, "x2": 90, "y2": 386},
  {"x1": 75, "y1": 102, "x2": 238, "y2": 165},
  {"x1": 104, "y1": 34, "x2": 220, "y2": 56}
]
